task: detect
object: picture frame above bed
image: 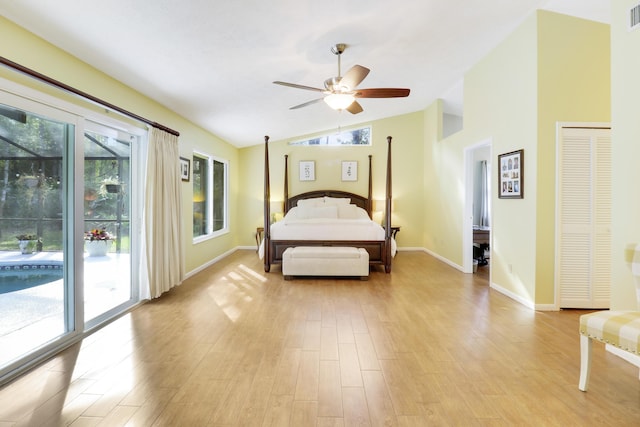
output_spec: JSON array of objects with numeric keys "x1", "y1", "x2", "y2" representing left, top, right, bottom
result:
[
  {"x1": 299, "y1": 161, "x2": 315, "y2": 181},
  {"x1": 341, "y1": 161, "x2": 358, "y2": 181}
]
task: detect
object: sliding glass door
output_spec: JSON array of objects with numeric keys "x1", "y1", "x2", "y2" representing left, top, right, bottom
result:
[
  {"x1": 83, "y1": 123, "x2": 135, "y2": 326},
  {"x1": 0, "y1": 87, "x2": 142, "y2": 382},
  {"x1": 0, "y1": 97, "x2": 76, "y2": 370}
]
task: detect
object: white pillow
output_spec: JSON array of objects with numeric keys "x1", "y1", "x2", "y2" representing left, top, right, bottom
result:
[
  {"x1": 284, "y1": 206, "x2": 300, "y2": 220},
  {"x1": 297, "y1": 197, "x2": 324, "y2": 208},
  {"x1": 324, "y1": 196, "x2": 351, "y2": 205},
  {"x1": 297, "y1": 205, "x2": 338, "y2": 219},
  {"x1": 338, "y1": 204, "x2": 369, "y2": 219}
]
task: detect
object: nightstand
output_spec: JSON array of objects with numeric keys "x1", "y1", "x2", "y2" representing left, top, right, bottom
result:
[
  {"x1": 384, "y1": 225, "x2": 401, "y2": 239},
  {"x1": 256, "y1": 227, "x2": 264, "y2": 252}
]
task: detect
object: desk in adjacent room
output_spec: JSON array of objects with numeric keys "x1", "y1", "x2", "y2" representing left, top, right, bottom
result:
[
  {"x1": 473, "y1": 227, "x2": 490, "y2": 245},
  {"x1": 473, "y1": 227, "x2": 490, "y2": 265}
]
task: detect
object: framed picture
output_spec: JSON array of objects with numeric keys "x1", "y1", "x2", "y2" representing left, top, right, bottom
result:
[
  {"x1": 341, "y1": 161, "x2": 358, "y2": 181},
  {"x1": 180, "y1": 157, "x2": 190, "y2": 182},
  {"x1": 299, "y1": 161, "x2": 315, "y2": 181},
  {"x1": 498, "y1": 149, "x2": 523, "y2": 199}
]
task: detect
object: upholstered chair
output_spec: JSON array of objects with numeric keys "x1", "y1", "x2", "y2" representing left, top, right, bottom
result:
[{"x1": 578, "y1": 243, "x2": 640, "y2": 391}]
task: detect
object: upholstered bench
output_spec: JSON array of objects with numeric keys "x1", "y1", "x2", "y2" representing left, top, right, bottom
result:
[
  {"x1": 578, "y1": 243, "x2": 640, "y2": 391},
  {"x1": 282, "y1": 246, "x2": 369, "y2": 280}
]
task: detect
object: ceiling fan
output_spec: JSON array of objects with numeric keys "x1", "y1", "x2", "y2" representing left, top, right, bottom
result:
[{"x1": 273, "y1": 43, "x2": 410, "y2": 114}]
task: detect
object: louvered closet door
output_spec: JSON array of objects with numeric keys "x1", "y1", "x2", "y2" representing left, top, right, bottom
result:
[{"x1": 557, "y1": 127, "x2": 611, "y2": 309}]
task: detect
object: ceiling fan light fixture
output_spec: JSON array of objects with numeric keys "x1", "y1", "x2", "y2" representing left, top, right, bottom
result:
[{"x1": 324, "y1": 93, "x2": 355, "y2": 110}]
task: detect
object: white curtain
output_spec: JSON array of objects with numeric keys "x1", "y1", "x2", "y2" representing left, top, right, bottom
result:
[
  {"x1": 479, "y1": 160, "x2": 490, "y2": 228},
  {"x1": 143, "y1": 127, "x2": 184, "y2": 299}
]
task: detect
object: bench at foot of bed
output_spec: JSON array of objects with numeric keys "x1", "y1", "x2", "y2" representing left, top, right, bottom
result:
[{"x1": 282, "y1": 246, "x2": 369, "y2": 280}]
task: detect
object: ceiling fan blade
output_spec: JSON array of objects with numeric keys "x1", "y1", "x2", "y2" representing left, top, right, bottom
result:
[
  {"x1": 273, "y1": 81, "x2": 325, "y2": 92},
  {"x1": 346, "y1": 101, "x2": 363, "y2": 114},
  {"x1": 355, "y1": 88, "x2": 410, "y2": 98},
  {"x1": 340, "y1": 65, "x2": 370, "y2": 90},
  {"x1": 290, "y1": 98, "x2": 324, "y2": 110}
]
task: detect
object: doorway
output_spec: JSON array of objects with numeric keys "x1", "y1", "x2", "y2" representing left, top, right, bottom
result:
[{"x1": 464, "y1": 139, "x2": 492, "y2": 276}]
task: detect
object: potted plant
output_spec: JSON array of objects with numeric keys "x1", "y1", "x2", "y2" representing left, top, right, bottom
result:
[
  {"x1": 18, "y1": 175, "x2": 40, "y2": 188},
  {"x1": 102, "y1": 177, "x2": 121, "y2": 194},
  {"x1": 84, "y1": 228, "x2": 114, "y2": 256},
  {"x1": 16, "y1": 234, "x2": 38, "y2": 254}
]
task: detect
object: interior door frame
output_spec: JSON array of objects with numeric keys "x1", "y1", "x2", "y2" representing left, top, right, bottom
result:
[{"x1": 463, "y1": 138, "x2": 492, "y2": 274}]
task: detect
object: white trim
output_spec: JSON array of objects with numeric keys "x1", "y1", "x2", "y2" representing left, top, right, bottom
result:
[
  {"x1": 463, "y1": 139, "x2": 492, "y2": 275},
  {"x1": 192, "y1": 151, "x2": 230, "y2": 241},
  {"x1": 422, "y1": 248, "x2": 464, "y2": 272},
  {"x1": 489, "y1": 282, "x2": 536, "y2": 310},
  {"x1": 184, "y1": 247, "x2": 239, "y2": 279},
  {"x1": 533, "y1": 304, "x2": 558, "y2": 312}
]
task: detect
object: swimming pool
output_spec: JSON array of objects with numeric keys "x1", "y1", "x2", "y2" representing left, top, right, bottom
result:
[{"x1": 0, "y1": 264, "x2": 63, "y2": 294}]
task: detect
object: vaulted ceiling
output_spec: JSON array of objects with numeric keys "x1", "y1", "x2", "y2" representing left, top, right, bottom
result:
[{"x1": 0, "y1": 1, "x2": 609, "y2": 147}]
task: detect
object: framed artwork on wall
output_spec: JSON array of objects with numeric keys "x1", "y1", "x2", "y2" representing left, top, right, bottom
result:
[
  {"x1": 341, "y1": 161, "x2": 358, "y2": 181},
  {"x1": 299, "y1": 161, "x2": 315, "y2": 181},
  {"x1": 498, "y1": 149, "x2": 523, "y2": 199},
  {"x1": 179, "y1": 157, "x2": 190, "y2": 182}
]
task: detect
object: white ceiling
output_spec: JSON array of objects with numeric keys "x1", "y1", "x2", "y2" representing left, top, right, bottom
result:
[{"x1": 0, "y1": 1, "x2": 610, "y2": 147}]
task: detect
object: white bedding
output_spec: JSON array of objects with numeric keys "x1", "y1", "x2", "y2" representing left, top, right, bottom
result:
[{"x1": 259, "y1": 203, "x2": 396, "y2": 259}]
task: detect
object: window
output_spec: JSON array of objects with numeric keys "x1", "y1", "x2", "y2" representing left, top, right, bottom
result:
[
  {"x1": 289, "y1": 126, "x2": 371, "y2": 146},
  {"x1": 193, "y1": 152, "x2": 228, "y2": 239}
]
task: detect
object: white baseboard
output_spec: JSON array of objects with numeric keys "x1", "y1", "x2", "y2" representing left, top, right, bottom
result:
[
  {"x1": 533, "y1": 303, "x2": 558, "y2": 311},
  {"x1": 184, "y1": 246, "x2": 242, "y2": 279},
  {"x1": 421, "y1": 248, "x2": 464, "y2": 272},
  {"x1": 489, "y1": 282, "x2": 535, "y2": 310}
]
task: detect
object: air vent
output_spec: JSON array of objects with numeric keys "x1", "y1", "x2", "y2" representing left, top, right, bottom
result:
[{"x1": 630, "y1": 3, "x2": 640, "y2": 30}]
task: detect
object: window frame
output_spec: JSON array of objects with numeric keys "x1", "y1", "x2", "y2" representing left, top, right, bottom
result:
[
  {"x1": 289, "y1": 125, "x2": 372, "y2": 146},
  {"x1": 192, "y1": 150, "x2": 229, "y2": 242}
]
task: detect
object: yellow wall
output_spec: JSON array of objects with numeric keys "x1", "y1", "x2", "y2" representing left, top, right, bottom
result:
[
  {"x1": 425, "y1": 12, "x2": 540, "y2": 299},
  {"x1": 611, "y1": 0, "x2": 640, "y2": 310},
  {"x1": 422, "y1": 11, "x2": 610, "y2": 306},
  {"x1": 535, "y1": 12, "x2": 610, "y2": 304},
  {"x1": 0, "y1": 16, "x2": 240, "y2": 274},
  {"x1": 238, "y1": 112, "x2": 425, "y2": 249},
  {"x1": 2, "y1": 10, "x2": 619, "y2": 309}
]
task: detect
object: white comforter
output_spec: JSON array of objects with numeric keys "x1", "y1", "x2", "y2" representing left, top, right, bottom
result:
[{"x1": 259, "y1": 205, "x2": 396, "y2": 259}]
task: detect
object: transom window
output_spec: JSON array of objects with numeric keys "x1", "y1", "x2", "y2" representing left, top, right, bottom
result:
[{"x1": 289, "y1": 126, "x2": 371, "y2": 146}]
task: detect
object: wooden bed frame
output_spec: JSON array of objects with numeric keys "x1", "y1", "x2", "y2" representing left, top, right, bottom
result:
[{"x1": 263, "y1": 135, "x2": 394, "y2": 273}]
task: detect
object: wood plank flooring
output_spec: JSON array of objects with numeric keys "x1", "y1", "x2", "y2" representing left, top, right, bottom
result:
[{"x1": 1, "y1": 250, "x2": 639, "y2": 426}]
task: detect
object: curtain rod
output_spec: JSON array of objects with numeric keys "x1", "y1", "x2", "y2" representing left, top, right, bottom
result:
[{"x1": 0, "y1": 55, "x2": 180, "y2": 137}]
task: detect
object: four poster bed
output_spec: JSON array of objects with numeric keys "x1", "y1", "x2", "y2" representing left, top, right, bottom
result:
[{"x1": 261, "y1": 135, "x2": 395, "y2": 274}]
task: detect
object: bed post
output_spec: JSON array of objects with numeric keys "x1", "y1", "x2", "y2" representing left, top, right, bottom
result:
[
  {"x1": 385, "y1": 136, "x2": 393, "y2": 273},
  {"x1": 367, "y1": 155, "x2": 373, "y2": 218},
  {"x1": 263, "y1": 135, "x2": 271, "y2": 272},
  {"x1": 284, "y1": 155, "x2": 289, "y2": 213}
]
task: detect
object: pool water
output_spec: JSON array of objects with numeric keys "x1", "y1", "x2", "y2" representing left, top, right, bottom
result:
[{"x1": 0, "y1": 267, "x2": 63, "y2": 294}]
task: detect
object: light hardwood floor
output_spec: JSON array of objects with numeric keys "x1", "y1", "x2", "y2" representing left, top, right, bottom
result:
[{"x1": 1, "y1": 250, "x2": 639, "y2": 426}]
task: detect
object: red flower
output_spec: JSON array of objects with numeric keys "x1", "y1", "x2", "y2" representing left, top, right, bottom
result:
[{"x1": 84, "y1": 228, "x2": 113, "y2": 241}]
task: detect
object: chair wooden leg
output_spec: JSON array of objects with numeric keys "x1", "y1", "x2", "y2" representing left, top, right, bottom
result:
[{"x1": 579, "y1": 334, "x2": 592, "y2": 391}]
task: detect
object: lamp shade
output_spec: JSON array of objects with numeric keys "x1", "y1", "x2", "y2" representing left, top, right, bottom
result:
[{"x1": 324, "y1": 93, "x2": 355, "y2": 110}]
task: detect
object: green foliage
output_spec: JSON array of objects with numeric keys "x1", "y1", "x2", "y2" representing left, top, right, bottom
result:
[{"x1": 0, "y1": 110, "x2": 131, "y2": 252}]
